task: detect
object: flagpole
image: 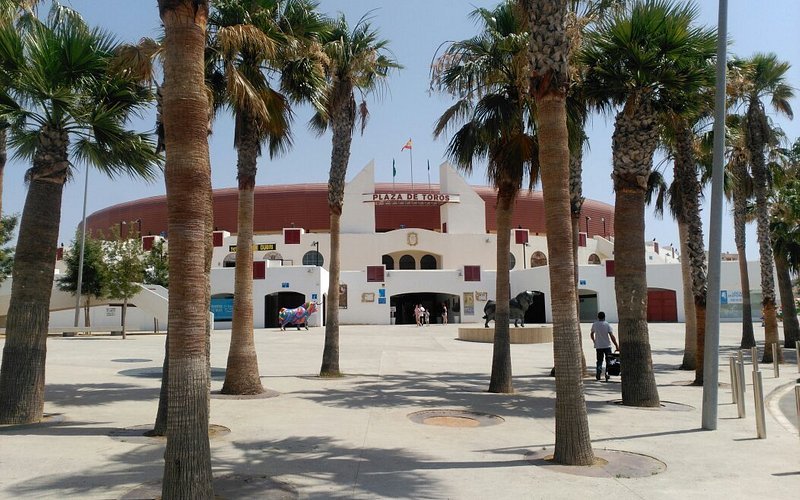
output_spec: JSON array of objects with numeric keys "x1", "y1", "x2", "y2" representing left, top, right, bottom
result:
[
  {"x1": 409, "y1": 147, "x2": 414, "y2": 191},
  {"x1": 427, "y1": 159, "x2": 431, "y2": 191}
]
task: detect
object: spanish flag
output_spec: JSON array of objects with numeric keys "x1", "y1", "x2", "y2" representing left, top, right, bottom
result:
[{"x1": 401, "y1": 138, "x2": 412, "y2": 151}]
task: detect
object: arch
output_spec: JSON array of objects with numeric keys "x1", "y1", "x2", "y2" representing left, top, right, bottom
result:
[
  {"x1": 399, "y1": 254, "x2": 416, "y2": 270},
  {"x1": 302, "y1": 250, "x2": 324, "y2": 266},
  {"x1": 531, "y1": 251, "x2": 547, "y2": 268},
  {"x1": 263, "y1": 251, "x2": 283, "y2": 261},
  {"x1": 509, "y1": 252, "x2": 516, "y2": 270},
  {"x1": 223, "y1": 253, "x2": 236, "y2": 268},
  {"x1": 420, "y1": 254, "x2": 437, "y2": 270},
  {"x1": 588, "y1": 253, "x2": 601, "y2": 265},
  {"x1": 390, "y1": 292, "x2": 460, "y2": 325},
  {"x1": 382, "y1": 254, "x2": 395, "y2": 270},
  {"x1": 264, "y1": 291, "x2": 306, "y2": 328}
]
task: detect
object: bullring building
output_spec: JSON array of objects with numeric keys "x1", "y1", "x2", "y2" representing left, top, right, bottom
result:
[{"x1": 78, "y1": 162, "x2": 761, "y2": 330}]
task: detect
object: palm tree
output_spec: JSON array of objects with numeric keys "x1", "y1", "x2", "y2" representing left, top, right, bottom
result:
[
  {"x1": 0, "y1": 6, "x2": 160, "y2": 425},
  {"x1": 313, "y1": 13, "x2": 398, "y2": 377},
  {"x1": 740, "y1": 52, "x2": 794, "y2": 363},
  {"x1": 581, "y1": 0, "x2": 715, "y2": 406},
  {"x1": 157, "y1": 0, "x2": 214, "y2": 497},
  {"x1": 433, "y1": 1, "x2": 538, "y2": 394},
  {"x1": 208, "y1": 0, "x2": 327, "y2": 395},
  {"x1": 521, "y1": 0, "x2": 593, "y2": 464}
]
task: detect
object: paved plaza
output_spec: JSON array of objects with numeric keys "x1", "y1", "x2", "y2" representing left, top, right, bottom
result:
[{"x1": 0, "y1": 322, "x2": 798, "y2": 499}]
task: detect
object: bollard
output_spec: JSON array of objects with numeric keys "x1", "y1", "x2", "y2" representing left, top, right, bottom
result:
[
  {"x1": 751, "y1": 346, "x2": 759, "y2": 373},
  {"x1": 752, "y1": 370, "x2": 766, "y2": 438},
  {"x1": 735, "y1": 360, "x2": 746, "y2": 418},
  {"x1": 738, "y1": 351, "x2": 747, "y2": 394},
  {"x1": 795, "y1": 386, "x2": 800, "y2": 435},
  {"x1": 796, "y1": 341, "x2": 799, "y2": 373},
  {"x1": 729, "y1": 357, "x2": 738, "y2": 404},
  {"x1": 772, "y1": 343, "x2": 780, "y2": 378}
]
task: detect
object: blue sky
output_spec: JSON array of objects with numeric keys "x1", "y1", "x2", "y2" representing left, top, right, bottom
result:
[{"x1": 6, "y1": 0, "x2": 799, "y2": 258}]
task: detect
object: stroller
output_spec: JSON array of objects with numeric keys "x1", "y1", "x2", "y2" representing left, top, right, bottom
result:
[{"x1": 606, "y1": 352, "x2": 621, "y2": 378}]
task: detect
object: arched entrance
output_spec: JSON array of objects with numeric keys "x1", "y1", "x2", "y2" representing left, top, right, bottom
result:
[
  {"x1": 390, "y1": 292, "x2": 459, "y2": 325},
  {"x1": 522, "y1": 291, "x2": 547, "y2": 324},
  {"x1": 264, "y1": 291, "x2": 306, "y2": 328}
]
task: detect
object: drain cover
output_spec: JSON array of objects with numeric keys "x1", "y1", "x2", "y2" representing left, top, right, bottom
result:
[{"x1": 408, "y1": 409, "x2": 504, "y2": 427}]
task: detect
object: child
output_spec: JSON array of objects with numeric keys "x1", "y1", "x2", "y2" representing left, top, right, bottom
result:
[{"x1": 590, "y1": 311, "x2": 619, "y2": 382}]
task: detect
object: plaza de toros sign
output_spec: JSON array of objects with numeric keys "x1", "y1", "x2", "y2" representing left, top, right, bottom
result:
[{"x1": 363, "y1": 192, "x2": 461, "y2": 205}]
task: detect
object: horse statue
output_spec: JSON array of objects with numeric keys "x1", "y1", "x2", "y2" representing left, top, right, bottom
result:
[
  {"x1": 483, "y1": 291, "x2": 541, "y2": 328},
  {"x1": 278, "y1": 301, "x2": 318, "y2": 331}
]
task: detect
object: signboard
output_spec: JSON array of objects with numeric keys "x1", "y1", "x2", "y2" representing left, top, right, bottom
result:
[
  {"x1": 378, "y1": 297, "x2": 386, "y2": 304},
  {"x1": 720, "y1": 290, "x2": 727, "y2": 305},
  {"x1": 362, "y1": 192, "x2": 461, "y2": 205},
  {"x1": 463, "y1": 292, "x2": 475, "y2": 316},
  {"x1": 210, "y1": 297, "x2": 234, "y2": 321},
  {"x1": 727, "y1": 290, "x2": 743, "y2": 304},
  {"x1": 311, "y1": 293, "x2": 318, "y2": 300},
  {"x1": 579, "y1": 279, "x2": 587, "y2": 286},
  {"x1": 281, "y1": 282, "x2": 290, "y2": 288},
  {"x1": 339, "y1": 284, "x2": 348, "y2": 309},
  {"x1": 228, "y1": 243, "x2": 277, "y2": 252}
]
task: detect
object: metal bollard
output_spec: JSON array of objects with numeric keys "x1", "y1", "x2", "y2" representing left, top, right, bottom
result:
[
  {"x1": 752, "y1": 370, "x2": 766, "y2": 438},
  {"x1": 795, "y1": 386, "x2": 800, "y2": 435},
  {"x1": 772, "y1": 343, "x2": 780, "y2": 378},
  {"x1": 738, "y1": 351, "x2": 747, "y2": 394},
  {"x1": 736, "y1": 360, "x2": 746, "y2": 418},
  {"x1": 729, "y1": 357, "x2": 738, "y2": 404},
  {"x1": 751, "y1": 346, "x2": 759, "y2": 373}
]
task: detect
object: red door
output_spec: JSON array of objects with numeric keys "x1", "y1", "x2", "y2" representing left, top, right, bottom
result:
[{"x1": 647, "y1": 289, "x2": 677, "y2": 322}]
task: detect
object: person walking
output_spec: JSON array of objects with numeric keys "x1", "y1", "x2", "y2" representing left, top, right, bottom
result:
[
  {"x1": 441, "y1": 302, "x2": 448, "y2": 325},
  {"x1": 414, "y1": 304, "x2": 422, "y2": 327},
  {"x1": 590, "y1": 311, "x2": 619, "y2": 382}
]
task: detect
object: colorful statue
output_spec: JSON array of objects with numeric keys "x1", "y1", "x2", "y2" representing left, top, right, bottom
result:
[{"x1": 278, "y1": 301, "x2": 318, "y2": 331}]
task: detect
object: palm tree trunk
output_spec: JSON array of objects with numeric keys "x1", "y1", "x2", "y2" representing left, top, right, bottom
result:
[
  {"x1": 775, "y1": 253, "x2": 799, "y2": 347},
  {"x1": 222, "y1": 118, "x2": 263, "y2": 395},
  {"x1": 733, "y1": 176, "x2": 755, "y2": 347},
  {"x1": 147, "y1": 334, "x2": 169, "y2": 437},
  {"x1": 158, "y1": 1, "x2": 213, "y2": 497},
  {"x1": 678, "y1": 222, "x2": 696, "y2": 370},
  {"x1": 539, "y1": 95, "x2": 593, "y2": 464},
  {"x1": 0, "y1": 149, "x2": 67, "y2": 423},
  {"x1": 489, "y1": 190, "x2": 514, "y2": 394},
  {"x1": 321, "y1": 84, "x2": 355, "y2": 377},
  {"x1": 0, "y1": 126, "x2": 6, "y2": 219},
  {"x1": 569, "y1": 151, "x2": 587, "y2": 374},
  {"x1": 321, "y1": 211, "x2": 342, "y2": 376},
  {"x1": 611, "y1": 103, "x2": 660, "y2": 408}
]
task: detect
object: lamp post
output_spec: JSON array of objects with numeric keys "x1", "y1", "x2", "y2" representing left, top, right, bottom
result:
[
  {"x1": 73, "y1": 166, "x2": 90, "y2": 328},
  {"x1": 584, "y1": 215, "x2": 591, "y2": 235},
  {"x1": 311, "y1": 241, "x2": 320, "y2": 266},
  {"x1": 601, "y1": 217, "x2": 606, "y2": 237}
]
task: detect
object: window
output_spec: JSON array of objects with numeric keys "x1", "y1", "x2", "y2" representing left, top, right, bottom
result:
[
  {"x1": 420, "y1": 254, "x2": 437, "y2": 270},
  {"x1": 399, "y1": 255, "x2": 415, "y2": 270},
  {"x1": 223, "y1": 253, "x2": 236, "y2": 268},
  {"x1": 509, "y1": 253, "x2": 516, "y2": 270},
  {"x1": 531, "y1": 251, "x2": 547, "y2": 268},
  {"x1": 284, "y1": 228, "x2": 301, "y2": 244},
  {"x1": 253, "y1": 260, "x2": 265, "y2": 279},
  {"x1": 514, "y1": 229, "x2": 529, "y2": 244},
  {"x1": 578, "y1": 233, "x2": 587, "y2": 247},
  {"x1": 464, "y1": 265, "x2": 481, "y2": 281},
  {"x1": 382, "y1": 254, "x2": 395, "y2": 270},
  {"x1": 212, "y1": 231, "x2": 224, "y2": 247},
  {"x1": 605, "y1": 260, "x2": 615, "y2": 277},
  {"x1": 302, "y1": 251, "x2": 324, "y2": 266},
  {"x1": 367, "y1": 266, "x2": 385, "y2": 282},
  {"x1": 588, "y1": 253, "x2": 601, "y2": 265}
]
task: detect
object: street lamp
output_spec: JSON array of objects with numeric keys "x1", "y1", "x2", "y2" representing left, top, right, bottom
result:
[
  {"x1": 73, "y1": 166, "x2": 90, "y2": 328},
  {"x1": 601, "y1": 217, "x2": 606, "y2": 237},
  {"x1": 584, "y1": 215, "x2": 591, "y2": 235},
  {"x1": 311, "y1": 241, "x2": 320, "y2": 266}
]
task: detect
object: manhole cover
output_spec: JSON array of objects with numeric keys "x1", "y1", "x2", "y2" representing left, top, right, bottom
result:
[
  {"x1": 408, "y1": 409, "x2": 504, "y2": 427},
  {"x1": 608, "y1": 400, "x2": 694, "y2": 412}
]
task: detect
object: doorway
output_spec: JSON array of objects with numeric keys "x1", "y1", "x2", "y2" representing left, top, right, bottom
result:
[
  {"x1": 264, "y1": 291, "x2": 306, "y2": 328},
  {"x1": 522, "y1": 291, "x2": 547, "y2": 324},
  {"x1": 390, "y1": 292, "x2": 459, "y2": 325}
]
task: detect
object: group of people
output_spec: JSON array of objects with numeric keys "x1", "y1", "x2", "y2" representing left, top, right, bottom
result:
[{"x1": 414, "y1": 302, "x2": 448, "y2": 327}]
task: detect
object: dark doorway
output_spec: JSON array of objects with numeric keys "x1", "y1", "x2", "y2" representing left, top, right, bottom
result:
[
  {"x1": 264, "y1": 291, "x2": 306, "y2": 328},
  {"x1": 399, "y1": 255, "x2": 415, "y2": 269},
  {"x1": 391, "y1": 292, "x2": 459, "y2": 325},
  {"x1": 523, "y1": 291, "x2": 547, "y2": 324}
]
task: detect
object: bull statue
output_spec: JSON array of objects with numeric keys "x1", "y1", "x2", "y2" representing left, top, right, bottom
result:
[
  {"x1": 278, "y1": 301, "x2": 318, "y2": 331},
  {"x1": 483, "y1": 291, "x2": 541, "y2": 328}
]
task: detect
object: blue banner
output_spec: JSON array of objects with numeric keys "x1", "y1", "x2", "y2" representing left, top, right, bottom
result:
[{"x1": 210, "y1": 297, "x2": 234, "y2": 321}]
